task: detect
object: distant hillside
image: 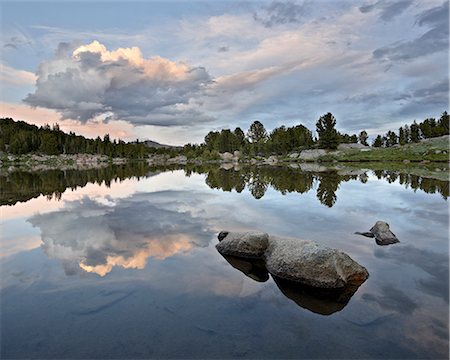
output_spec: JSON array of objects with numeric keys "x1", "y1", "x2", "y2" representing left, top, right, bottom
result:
[{"x1": 142, "y1": 140, "x2": 182, "y2": 149}]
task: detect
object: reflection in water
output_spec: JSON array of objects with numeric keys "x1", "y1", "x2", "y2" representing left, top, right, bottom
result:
[
  {"x1": 192, "y1": 164, "x2": 449, "y2": 207},
  {"x1": 2, "y1": 163, "x2": 448, "y2": 208},
  {"x1": 217, "y1": 252, "x2": 364, "y2": 316},
  {"x1": 221, "y1": 254, "x2": 269, "y2": 282},
  {"x1": 0, "y1": 162, "x2": 151, "y2": 206},
  {"x1": 28, "y1": 192, "x2": 214, "y2": 276},
  {"x1": 272, "y1": 276, "x2": 362, "y2": 316}
]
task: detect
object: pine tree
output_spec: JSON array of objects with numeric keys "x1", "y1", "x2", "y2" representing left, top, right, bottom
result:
[
  {"x1": 316, "y1": 112, "x2": 339, "y2": 149},
  {"x1": 358, "y1": 130, "x2": 368, "y2": 146}
]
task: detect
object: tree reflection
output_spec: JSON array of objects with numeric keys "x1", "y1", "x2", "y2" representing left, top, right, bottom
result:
[
  {"x1": 1, "y1": 163, "x2": 448, "y2": 207},
  {"x1": 0, "y1": 162, "x2": 151, "y2": 206},
  {"x1": 192, "y1": 164, "x2": 449, "y2": 206}
]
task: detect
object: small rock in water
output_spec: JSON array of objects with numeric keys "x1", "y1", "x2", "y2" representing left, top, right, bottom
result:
[
  {"x1": 355, "y1": 221, "x2": 399, "y2": 245},
  {"x1": 370, "y1": 221, "x2": 399, "y2": 245}
]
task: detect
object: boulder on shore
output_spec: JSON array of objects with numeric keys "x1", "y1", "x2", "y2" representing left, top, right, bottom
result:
[{"x1": 299, "y1": 149, "x2": 327, "y2": 161}]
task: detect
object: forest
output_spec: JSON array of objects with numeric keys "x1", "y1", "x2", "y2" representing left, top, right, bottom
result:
[{"x1": 1, "y1": 111, "x2": 448, "y2": 158}]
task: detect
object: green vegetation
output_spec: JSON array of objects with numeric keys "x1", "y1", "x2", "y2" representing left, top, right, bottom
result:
[
  {"x1": 318, "y1": 136, "x2": 449, "y2": 162},
  {"x1": 0, "y1": 118, "x2": 178, "y2": 158},
  {"x1": 1, "y1": 110, "x2": 449, "y2": 164}
]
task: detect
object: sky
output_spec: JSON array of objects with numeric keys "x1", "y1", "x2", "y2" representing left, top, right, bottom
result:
[{"x1": 0, "y1": 0, "x2": 448, "y2": 145}]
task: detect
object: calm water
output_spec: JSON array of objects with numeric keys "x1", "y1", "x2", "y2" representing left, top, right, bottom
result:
[{"x1": 1, "y1": 165, "x2": 449, "y2": 359}]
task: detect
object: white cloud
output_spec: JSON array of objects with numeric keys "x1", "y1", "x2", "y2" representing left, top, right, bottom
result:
[{"x1": 24, "y1": 40, "x2": 214, "y2": 126}]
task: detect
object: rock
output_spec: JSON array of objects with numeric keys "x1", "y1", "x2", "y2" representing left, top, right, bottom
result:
[
  {"x1": 420, "y1": 160, "x2": 431, "y2": 164},
  {"x1": 233, "y1": 150, "x2": 241, "y2": 158},
  {"x1": 216, "y1": 231, "x2": 269, "y2": 258},
  {"x1": 354, "y1": 231, "x2": 375, "y2": 238},
  {"x1": 403, "y1": 159, "x2": 410, "y2": 164},
  {"x1": 289, "y1": 152, "x2": 299, "y2": 159},
  {"x1": 299, "y1": 163, "x2": 329, "y2": 172},
  {"x1": 220, "y1": 163, "x2": 234, "y2": 170},
  {"x1": 218, "y1": 231, "x2": 229, "y2": 241},
  {"x1": 265, "y1": 155, "x2": 278, "y2": 164},
  {"x1": 220, "y1": 152, "x2": 234, "y2": 162},
  {"x1": 167, "y1": 155, "x2": 187, "y2": 164},
  {"x1": 265, "y1": 237, "x2": 368, "y2": 289},
  {"x1": 360, "y1": 148, "x2": 372, "y2": 152},
  {"x1": 337, "y1": 143, "x2": 368, "y2": 150},
  {"x1": 369, "y1": 221, "x2": 399, "y2": 245},
  {"x1": 299, "y1": 149, "x2": 327, "y2": 161}
]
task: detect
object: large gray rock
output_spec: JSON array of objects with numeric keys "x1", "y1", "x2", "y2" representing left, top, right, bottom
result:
[
  {"x1": 337, "y1": 143, "x2": 369, "y2": 150},
  {"x1": 220, "y1": 152, "x2": 234, "y2": 162},
  {"x1": 216, "y1": 231, "x2": 269, "y2": 258},
  {"x1": 299, "y1": 149, "x2": 327, "y2": 161},
  {"x1": 265, "y1": 237, "x2": 369, "y2": 289},
  {"x1": 370, "y1": 221, "x2": 399, "y2": 245}
]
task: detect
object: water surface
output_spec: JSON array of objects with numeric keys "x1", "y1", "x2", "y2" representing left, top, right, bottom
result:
[{"x1": 1, "y1": 164, "x2": 448, "y2": 359}]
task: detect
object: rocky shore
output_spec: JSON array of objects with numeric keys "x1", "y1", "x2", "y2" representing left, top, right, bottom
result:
[{"x1": 0, "y1": 153, "x2": 128, "y2": 172}]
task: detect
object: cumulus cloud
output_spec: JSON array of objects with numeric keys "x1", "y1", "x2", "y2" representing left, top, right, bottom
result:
[
  {"x1": 372, "y1": 2, "x2": 449, "y2": 61},
  {"x1": 28, "y1": 192, "x2": 215, "y2": 276},
  {"x1": 254, "y1": 1, "x2": 310, "y2": 28},
  {"x1": 23, "y1": 40, "x2": 214, "y2": 126}
]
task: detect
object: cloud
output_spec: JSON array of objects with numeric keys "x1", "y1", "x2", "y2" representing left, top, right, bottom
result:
[
  {"x1": 394, "y1": 80, "x2": 449, "y2": 116},
  {"x1": 372, "y1": 2, "x2": 448, "y2": 62},
  {"x1": 0, "y1": 63, "x2": 37, "y2": 86},
  {"x1": 374, "y1": 245, "x2": 449, "y2": 303},
  {"x1": 362, "y1": 285, "x2": 418, "y2": 314},
  {"x1": 254, "y1": 1, "x2": 310, "y2": 28},
  {"x1": 28, "y1": 191, "x2": 215, "y2": 276},
  {"x1": 2, "y1": 34, "x2": 33, "y2": 50},
  {"x1": 217, "y1": 46, "x2": 229, "y2": 53},
  {"x1": 359, "y1": 0, "x2": 413, "y2": 22},
  {"x1": 23, "y1": 40, "x2": 214, "y2": 126}
]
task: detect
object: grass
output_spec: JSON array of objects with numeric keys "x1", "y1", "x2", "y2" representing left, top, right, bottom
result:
[{"x1": 318, "y1": 136, "x2": 449, "y2": 162}]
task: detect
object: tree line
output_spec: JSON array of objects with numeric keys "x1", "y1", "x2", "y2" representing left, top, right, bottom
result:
[
  {"x1": 0, "y1": 118, "x2": 158, "y2": 158},
  {"x1": 371, "y1": 112, "x2": 449, "y2": 147},
  {"x1": 185, "y1": 111, "x2": 449, "y2": 158},
  {"x1": 1, "y1": 111, "x2": 448, "y2": 158}
]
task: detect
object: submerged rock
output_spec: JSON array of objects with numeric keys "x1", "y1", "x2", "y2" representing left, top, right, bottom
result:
[
  {"x1": 216, "y1": 231, "x2": 269, "y2": 258},
  {"x1": 356, "y1": 221, "x2": 399, "y2": 245},
  {"x1": 265, "y1": 237, "x2": 368, "y2": 289}
]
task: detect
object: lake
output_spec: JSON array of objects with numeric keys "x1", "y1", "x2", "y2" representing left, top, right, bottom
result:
[{"x1": 1, "y1": 163, "x2": 449, "y2": 359}]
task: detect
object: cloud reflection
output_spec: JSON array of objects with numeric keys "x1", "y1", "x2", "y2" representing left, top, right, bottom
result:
[{"x1": 28, "y1": 192, "x2": 215, "y2": 276}]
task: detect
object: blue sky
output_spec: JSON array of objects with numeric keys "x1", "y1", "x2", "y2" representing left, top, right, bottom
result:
[{"x1": 0, "y1": 0, "x2": 448, "y2": 144}]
